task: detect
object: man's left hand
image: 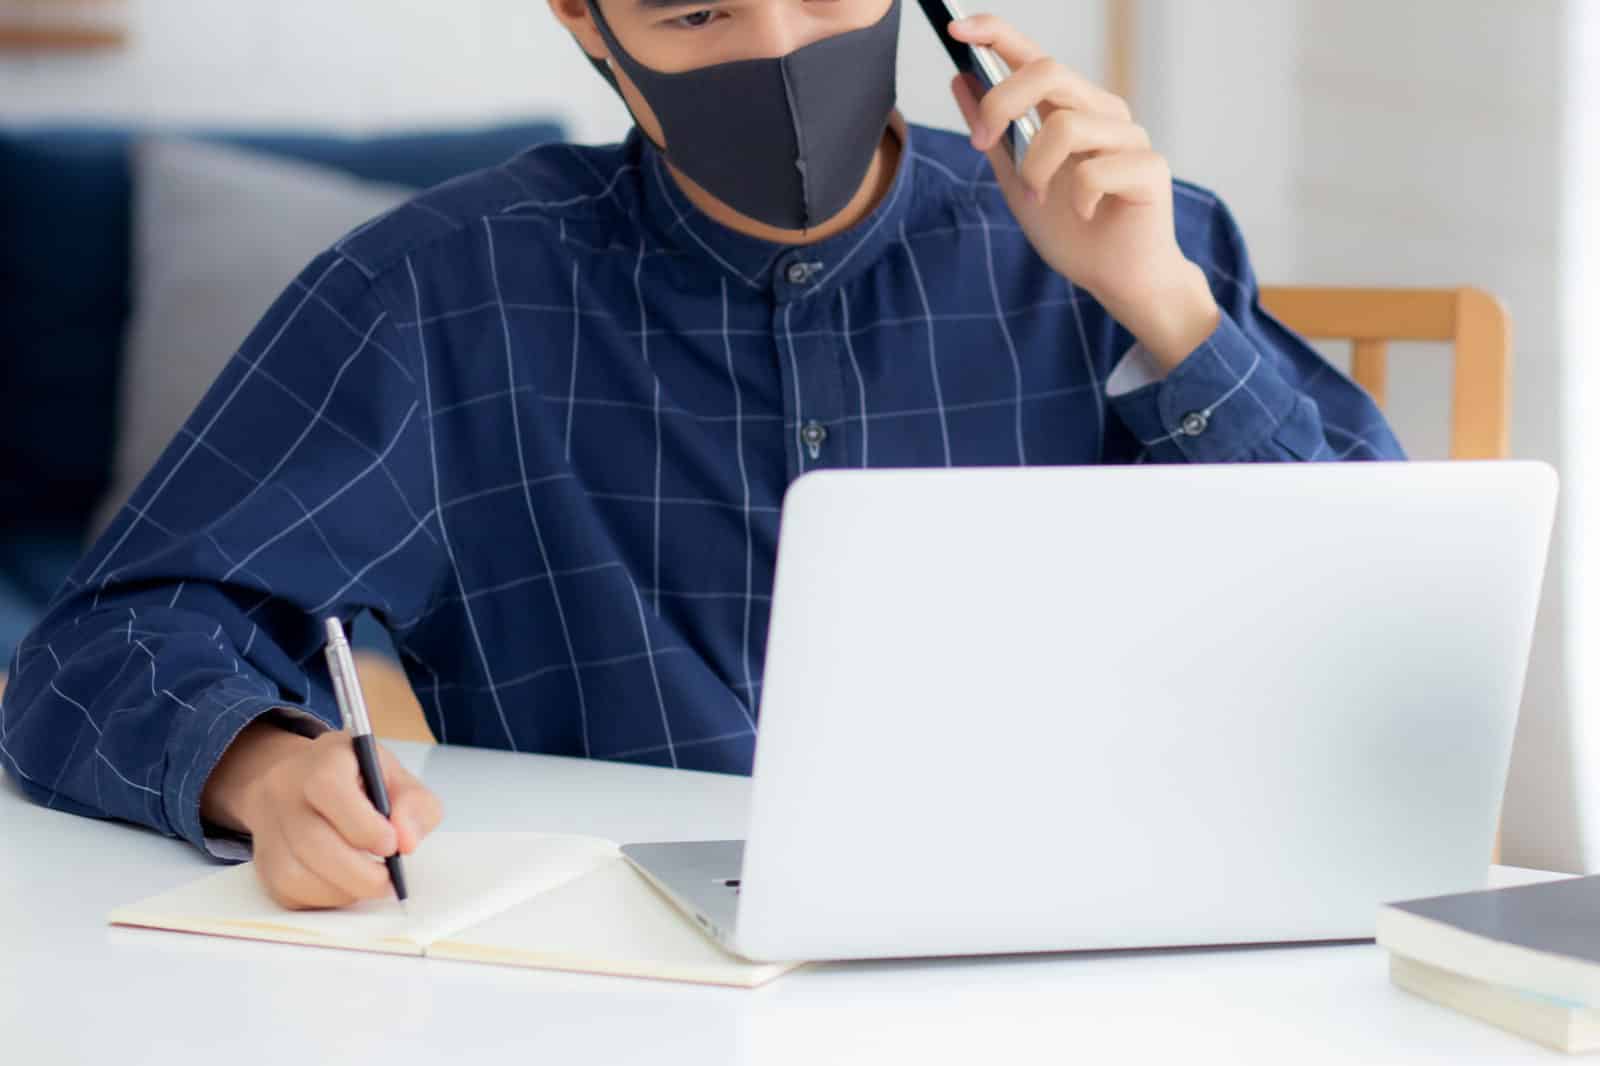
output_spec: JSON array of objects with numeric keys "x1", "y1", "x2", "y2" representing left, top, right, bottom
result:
[{"x1": 949, "y1": 14, "x2": 1220, "y2": 372}]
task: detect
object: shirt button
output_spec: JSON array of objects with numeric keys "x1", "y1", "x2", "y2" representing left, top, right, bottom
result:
[
  {"x1": 786, "y1": 261, "x2": 822, "y2": 286},
  {"x1": 1179, "y1": 411, "x2": 1211, "y2": 438},
  {"x1": 801, "y1": 421, "x2": 829, "y2": 459}
]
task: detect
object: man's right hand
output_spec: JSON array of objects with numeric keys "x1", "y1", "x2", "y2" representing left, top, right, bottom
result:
[{"x1": 200, "y1": 722, "x2": 444, "y2": 910}]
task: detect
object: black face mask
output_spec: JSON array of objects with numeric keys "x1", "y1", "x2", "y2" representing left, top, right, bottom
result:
[{"x1": 585, "y1": 0, "x2": 901, "y2": 231}]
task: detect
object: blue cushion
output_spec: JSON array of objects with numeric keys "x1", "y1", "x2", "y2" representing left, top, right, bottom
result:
[
  {"x1": 0, "y1": 120, "x2": 564, "y2": 531},
  {"x1": 0, "y1": 528, "x2": 93, "y2": 663},
  {"x1": 0, "y1": 529, "x2": 83, "y2": 606}
]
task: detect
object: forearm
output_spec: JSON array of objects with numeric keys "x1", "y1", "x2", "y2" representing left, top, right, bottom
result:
[{"x1": 1096, "y1": 259, "x2": 1221, "y2": 375}]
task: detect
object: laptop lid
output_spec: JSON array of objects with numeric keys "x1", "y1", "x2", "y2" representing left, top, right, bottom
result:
[{"x1": 732, "y1": 462, "x2": 1557, "y2": 962}]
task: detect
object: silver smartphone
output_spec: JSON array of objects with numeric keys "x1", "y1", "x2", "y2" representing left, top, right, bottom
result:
[{"x1": 916, "y1": 0, "x2": 1040, "y2": 170}]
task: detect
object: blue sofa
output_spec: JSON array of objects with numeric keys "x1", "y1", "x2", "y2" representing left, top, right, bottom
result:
[{"x1": 0, "y1": 119, "x2": 566, "y2": 670}]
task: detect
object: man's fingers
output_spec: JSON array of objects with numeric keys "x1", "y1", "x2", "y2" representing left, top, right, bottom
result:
[
  {"x1": 284, "y1": 809, "x2": 396, "y2": 902},
  {"x1": 950, "y1": 16, "x2": 1131, "y2": 123},
  {"x1": 954, "y1": 73, "x2": 1161, "y2": 214},
  {"x1": 972, "y1": 58, "x2": 1121, "y2": 153},
  {"x1": 389, "y1": 780, "x2": 444, "y2": 855},
  {"x1": 303, "y1": 745, "x2": 399, "y2": 857},
  {"x1": 953, "y1": 73, "x2": 1029, "y2": 188},
  {"x1": 1067, "y1": 150, "x2": 1173, "y2": 221},
  {"x1": 952, "y1": 72, "x2": 999, "y2": 160},
  {"x1": 947, "y1": 14, "x2": 1047, "y2": 73},
  {"x1": 259, "y1": 839, "x2": 360, "y2": 911},
  {"x1": 375, "y1": 745, "x2": 443, "y2": 854},
  {"x1": 375, "y1": 742, "x2": 417, "y2": 797},
  {"x1": 1020, "y1": 111, "x2": 1151, "y2": 203}
]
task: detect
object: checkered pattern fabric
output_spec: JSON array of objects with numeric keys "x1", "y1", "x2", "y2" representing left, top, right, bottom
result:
[{"x1": 0, "y1": 124, "x2": 1403, "y2": 855}]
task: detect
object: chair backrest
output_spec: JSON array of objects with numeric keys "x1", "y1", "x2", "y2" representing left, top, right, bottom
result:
[{"x1": 1260, "y1": 287, "x2": 1513, "y2": 460}]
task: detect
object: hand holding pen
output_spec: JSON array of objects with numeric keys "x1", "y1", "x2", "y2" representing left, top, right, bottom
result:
[
  {"x1": 323, "y1": 617, "x2": 414, "y2": 909},
  {"x1": 198, "y1": 621, "x2": 444, "y2": 912}
]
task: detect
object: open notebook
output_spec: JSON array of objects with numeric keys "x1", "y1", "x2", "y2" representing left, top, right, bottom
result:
[{"x1": 110, "y1": 832, "x2": 800, "y2": 988}]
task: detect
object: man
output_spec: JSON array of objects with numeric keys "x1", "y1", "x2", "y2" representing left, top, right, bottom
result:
[{"x1": 0, "y1": 0, "x2": 1403, "y2": 910}]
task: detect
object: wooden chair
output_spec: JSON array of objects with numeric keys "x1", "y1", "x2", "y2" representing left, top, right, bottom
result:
[
  {"x1": 1260, "y1": 287, "x2": 1513, "y2": 460},
  {"x1": 356, "y1": 652, "x2": 437, "y2": 744}
]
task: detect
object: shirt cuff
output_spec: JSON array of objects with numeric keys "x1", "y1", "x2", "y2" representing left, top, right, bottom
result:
[
  {"x1": 1107, "y1": 312, "x2": 1300, "y2": 463},
  {"x1": 1105, "y1": 343, "x2": 1167, "y2": 398},
  {"x1": 168, "y1": 689, "x2": 332, "y2": 860}
]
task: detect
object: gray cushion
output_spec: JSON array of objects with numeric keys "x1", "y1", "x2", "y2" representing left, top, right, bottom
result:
[{"x1": 92, "y1": 138, "x2": 414, "y2": 536}]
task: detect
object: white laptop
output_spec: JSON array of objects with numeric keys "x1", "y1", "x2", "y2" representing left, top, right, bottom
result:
[{"x1": 622, "y1": 462, "x2": 1558, "y2": 964}]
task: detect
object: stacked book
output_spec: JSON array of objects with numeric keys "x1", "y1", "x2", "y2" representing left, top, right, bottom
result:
[{"x1": 1378, "y1": 875, "x2": 1600, "y2": 1054}]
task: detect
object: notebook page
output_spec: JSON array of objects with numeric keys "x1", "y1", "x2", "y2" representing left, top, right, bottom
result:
[
  {"x1": 110, "y1": 832, "x2": 618, "y2": 954},
  {"x1": 402, "y1": 832, "x2": 619, "y2": 945},
  {"x1": 429, "y1": 854, "x2": 802, "y2": 988},
  {"x1": 109, "y1": 860, "x2": 421, "y2": 953}
]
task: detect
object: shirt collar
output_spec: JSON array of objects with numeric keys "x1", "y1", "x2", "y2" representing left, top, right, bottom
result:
[{"x1": 636, "y1": 112, "x2": 919, "y2": 298}]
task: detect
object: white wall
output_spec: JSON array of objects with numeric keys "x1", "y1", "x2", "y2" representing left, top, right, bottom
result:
[
  {"x1": 1136, "y1": 0, "x2": 1587, "y2": 871},
  {"x1": 1133, "y1": 0, "x2": 1303, "y2": 281},
  {"x1": 1564, "y1": 0, "x2": 1600, "y2": 872},
  {"x1": 0, "y1": 0, "x2": 1104, "y2": 145},
  {"x1": 0, "y1": 2, "x2": 581, "y2": 133}
]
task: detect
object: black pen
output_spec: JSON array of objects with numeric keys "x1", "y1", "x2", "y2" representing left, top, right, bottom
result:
[{"x1": 322, "y1": 617, "x2": 410, "y2": 909}]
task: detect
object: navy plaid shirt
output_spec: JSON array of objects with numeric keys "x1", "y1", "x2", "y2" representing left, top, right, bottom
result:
[{"x1": 1, "y1": 121, "x2": 1403, "y2": 855}]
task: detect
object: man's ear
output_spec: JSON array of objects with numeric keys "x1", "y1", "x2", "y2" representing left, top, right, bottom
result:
[{"x1": 548, "y1": 0, "x2": 608, "y2": 62}]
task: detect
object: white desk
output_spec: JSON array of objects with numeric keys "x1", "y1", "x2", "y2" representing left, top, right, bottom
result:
[{"x1": 1, "y1": 742, "x2": 1572, "y2": 1066}]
